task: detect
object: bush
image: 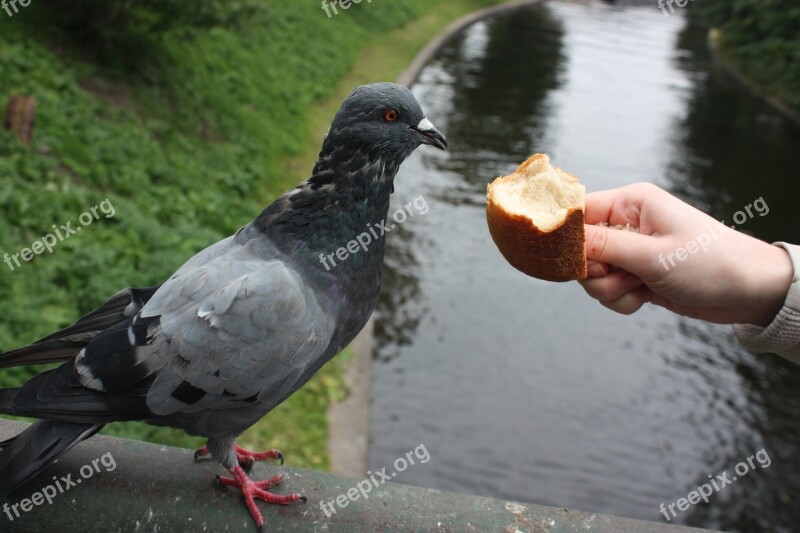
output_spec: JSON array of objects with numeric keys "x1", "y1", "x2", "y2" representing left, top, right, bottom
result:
[{"x1": 689, "y1": 0, "x2": 800, "y2": 111}]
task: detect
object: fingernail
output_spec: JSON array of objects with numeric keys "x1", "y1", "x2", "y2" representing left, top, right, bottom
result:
[{"x1": 587, "y1": 261, "x2": 606, "y2": 278}]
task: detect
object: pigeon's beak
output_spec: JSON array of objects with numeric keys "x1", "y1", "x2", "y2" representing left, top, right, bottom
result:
[{"x1": 412, "y1": 117, "x2": 448, "y2": 151}]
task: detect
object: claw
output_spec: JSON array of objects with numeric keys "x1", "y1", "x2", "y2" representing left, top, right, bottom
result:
[
  {"x1": 194, "y1": 445, "x2": 210, "y2": 462},
  {"x1": 217, "y1": 465, "x2": 305, "y2": 529}
]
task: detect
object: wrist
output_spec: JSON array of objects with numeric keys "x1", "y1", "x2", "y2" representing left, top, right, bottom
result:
[{"x1": 748, "y1": 244, "x2": 793, "y2": 327}]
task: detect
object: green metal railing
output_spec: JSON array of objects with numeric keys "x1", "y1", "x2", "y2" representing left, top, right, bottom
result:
[{"x1": 0, "y1": 420, "x2": 717, "y2": 532}]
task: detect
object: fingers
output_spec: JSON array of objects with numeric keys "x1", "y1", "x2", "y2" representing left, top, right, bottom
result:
[
  {"x1": 584, "y1": 224, "x2": 658, "y2": 275},
  {"x1": 584, "y1": 189, "x2": 628, "y2": 226},
  {"x1": 601, "y1": 286, "x2": 652, "y2": 315},
  {"x1": 584, "y1": 184, "x2": 649, "y2": 226},
  {"x1": 586, "y1": 260, "x2": 609, "y2": 278},
  {"x1": 580, "y1": 270, "x2": 642, "y2": 301},
  {"x1": 580, "y1": 272, "x2": 651, "y2": 315}
]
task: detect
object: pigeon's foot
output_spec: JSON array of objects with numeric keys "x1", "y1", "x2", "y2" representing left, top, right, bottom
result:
[
  {"x1": 217, "y1": 464, "x2": 305, "y2": 530},
  {"x1": 233, "y1": 444, "x2": 284, "y2": 471},
  {"x1": 194, "y1": 444, "x2": 284, "y2": 472}
]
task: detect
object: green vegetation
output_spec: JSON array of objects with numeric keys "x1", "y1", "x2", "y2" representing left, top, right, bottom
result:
[
  {"x1": 1, "y1": 0, "x2": 508, "y2": 469},
  {"x1": 689, "y1": 0, "x2": 800, "y2": 113}
]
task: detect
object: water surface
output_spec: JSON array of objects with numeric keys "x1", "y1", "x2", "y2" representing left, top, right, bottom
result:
[{"x1": 370, "y1": 2, "x2": 800, "y2": 532}]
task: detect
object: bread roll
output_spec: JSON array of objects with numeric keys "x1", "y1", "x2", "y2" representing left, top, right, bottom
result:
[{"x1": 486, "y1": 154, "x2": 587, "y2": 282}]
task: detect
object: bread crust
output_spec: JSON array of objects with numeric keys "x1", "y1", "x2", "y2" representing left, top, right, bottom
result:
[{"x1": 486, "y1": 155, "x2": 587, "y2": 282}]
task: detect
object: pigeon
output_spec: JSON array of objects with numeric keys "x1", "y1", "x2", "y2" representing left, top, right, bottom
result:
[{"x1": 0, "y1": 82, "x2": 446, "y2": 529}]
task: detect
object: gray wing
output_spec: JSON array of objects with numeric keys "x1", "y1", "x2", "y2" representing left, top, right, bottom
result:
[{"x1": 75, "y1": 236, "x2": 335, "y2": 417}]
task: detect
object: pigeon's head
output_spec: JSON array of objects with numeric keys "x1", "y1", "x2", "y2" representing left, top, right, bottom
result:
[{"x1": 325, "y1": 83, "x2": 448, "y2": 162}]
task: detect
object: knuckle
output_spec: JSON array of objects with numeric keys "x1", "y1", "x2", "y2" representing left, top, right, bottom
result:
[
  {"x1": 581, "y1": 279, "x2": 616, "y2": 302},
  {"x1": 614, "y1": 291, "x2": 646, "y2": 315},
  {"x1": 599, "y1": 285, "x2": 623, "y2": 303}
]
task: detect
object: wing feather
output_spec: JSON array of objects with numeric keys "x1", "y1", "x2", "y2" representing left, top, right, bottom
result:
[{"x1": 135, "y1": 239, "x2": 335, "y2": 416}]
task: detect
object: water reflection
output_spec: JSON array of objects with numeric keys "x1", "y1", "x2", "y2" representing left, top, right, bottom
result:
[
  {"x1": 371, "y1": 2, "x2": 800, "y2": 531},
  {"x1": 373, "y1": 220, "x2": 424, "y2": 363},
  {"x1": 433, "y1": 1, "x2": 567, "y2": 183},
  {"x1": 669, "y1": 22, "x2": 800, "y2": 242},
  {"x1": 665, "y1": 21, "x2": 800, "y2": 529}
]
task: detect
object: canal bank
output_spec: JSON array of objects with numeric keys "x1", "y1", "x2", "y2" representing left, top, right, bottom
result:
[{"x1": 708, "y1": 29, "x2": 800, "y2": 130}]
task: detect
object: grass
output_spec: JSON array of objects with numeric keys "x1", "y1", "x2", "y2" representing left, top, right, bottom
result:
[
  {"x1": 714, "y1": 32, "x2": 800, "y2": 117},
  {"x1": 688, "y1": 0, "x2": 800, "y2": 116},
  {"x1": 0, "y1": 0, "x2": 510, "y2": 470},
  {"x1": 283, "y1": 0, "x2": 511, "y2": 178}
]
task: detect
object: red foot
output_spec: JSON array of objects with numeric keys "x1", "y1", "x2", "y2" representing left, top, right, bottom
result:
[
  {"x1": 234, "y1": 444, "x2": 284, "y2": 465},
  {"x1": 217, "y1": 465, "x2": 305, "y2": 529},
  {"x1": 194, "y1": 444, "x2": 284, "y2": 470}
]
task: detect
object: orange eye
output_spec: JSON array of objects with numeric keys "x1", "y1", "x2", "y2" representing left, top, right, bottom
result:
[{"x1": 384, "y1": 109, "x2": 399, "y2": 122}]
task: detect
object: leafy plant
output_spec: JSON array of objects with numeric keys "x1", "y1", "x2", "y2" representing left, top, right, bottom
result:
[
  {"x1": 689, "y1": 0, "x2": 800, "y2": 111},
  {"x1": 0, "y1": 0, "x2": 508, "y2": 466}
]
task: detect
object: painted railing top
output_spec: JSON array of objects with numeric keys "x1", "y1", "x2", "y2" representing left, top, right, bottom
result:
[{"x1": 0, "y1": 420, "x2": 717, "y2": 532}]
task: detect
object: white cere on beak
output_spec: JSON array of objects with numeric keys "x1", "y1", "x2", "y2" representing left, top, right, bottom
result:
[{"x1": 417, "y1": 117, "x2": 435, "y2": 132}]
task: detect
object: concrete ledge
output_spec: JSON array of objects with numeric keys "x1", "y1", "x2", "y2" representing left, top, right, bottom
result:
[{"x1": 0, "y1": 421, "x2": 718, "y2": 532}]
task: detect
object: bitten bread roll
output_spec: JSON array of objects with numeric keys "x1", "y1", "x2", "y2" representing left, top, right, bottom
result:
[{"x1": 486, "y1": 154, "x2": 587, "y2": 282}]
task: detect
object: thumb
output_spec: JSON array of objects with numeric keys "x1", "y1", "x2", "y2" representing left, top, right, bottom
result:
[{"x1": 584, "y1": 224, "x2": 656, "y2": 274}]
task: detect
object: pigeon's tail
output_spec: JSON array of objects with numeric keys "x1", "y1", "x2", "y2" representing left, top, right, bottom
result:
[
  {"x1": 0, "y1": 420, "x2": 103, "y2": 494},
  {"x1": 0, "y1": 285, "x2": 160, "y2": 369},
  {"x1": 0, "y1": 339, "x2": 86, "y2": 369}
]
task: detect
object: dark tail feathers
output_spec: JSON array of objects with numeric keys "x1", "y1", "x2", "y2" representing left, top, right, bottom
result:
[
  {"x1": 0, "y1": 285, "x2": 160, "y2": 370},
  {"x1": 0, "y1": 420, "x2": 103, "y2": 494}
]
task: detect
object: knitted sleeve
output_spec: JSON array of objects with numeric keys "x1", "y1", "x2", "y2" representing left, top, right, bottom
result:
[{"x1": 734, "y1": 243, "x2": 800, "y2": 365}]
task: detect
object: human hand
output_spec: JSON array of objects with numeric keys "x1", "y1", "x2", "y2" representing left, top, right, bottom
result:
[{"x1": 579, "y1": 183, "x2": 793, "y2": 326}]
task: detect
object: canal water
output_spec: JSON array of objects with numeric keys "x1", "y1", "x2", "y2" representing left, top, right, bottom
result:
[{"x1": 370, "y1": 1, "x2": 800, "y2": 532}]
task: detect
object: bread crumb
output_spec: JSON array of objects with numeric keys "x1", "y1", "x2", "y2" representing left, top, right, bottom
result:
[{"x1": 595, "y1": 222, "x2": 640, "y2": 233}]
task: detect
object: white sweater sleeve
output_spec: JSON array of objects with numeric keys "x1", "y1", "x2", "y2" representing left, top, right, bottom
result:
[{"x1": 734, "y1": 242, "x2": 800, "y2": 364}]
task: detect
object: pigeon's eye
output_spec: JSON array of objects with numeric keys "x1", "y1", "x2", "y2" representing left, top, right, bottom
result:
[{"x1": 383, "y1": 109, "x2": 399, "y2": 122}]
